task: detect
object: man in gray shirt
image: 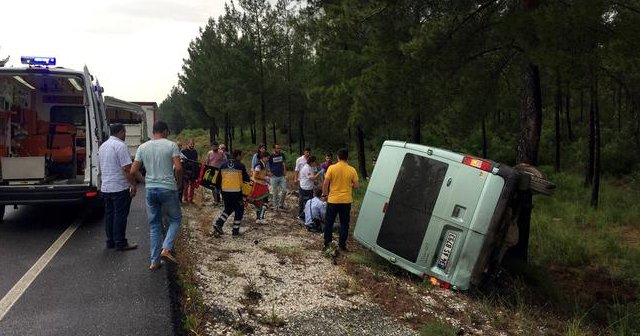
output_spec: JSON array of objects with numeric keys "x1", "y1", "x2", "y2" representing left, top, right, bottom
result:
[
  {"x1": 98, "y1": 123, "x2": 138, "y2": 251},
  {"x1": 131, "y1": 121, "x2": 182, "y2": 270}
]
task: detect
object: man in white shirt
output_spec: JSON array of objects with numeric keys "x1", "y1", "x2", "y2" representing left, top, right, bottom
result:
[
  {"x1": 295, "y1": 147, "x2": 311, "y2": 220},
  {"x1": 298, "y1": 155, "x2": 318, "y2": 221},
  {"x1": 98, "y1": 123, "x2": 138, "y2": 251}
]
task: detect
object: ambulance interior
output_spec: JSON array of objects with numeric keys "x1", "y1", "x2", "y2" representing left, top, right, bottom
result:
[{"x1": 0, "y1": 73, "x2": 89, "y2": 184}]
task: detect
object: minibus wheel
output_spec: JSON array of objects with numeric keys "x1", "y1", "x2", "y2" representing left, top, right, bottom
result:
[{"x1": 0, "y1": 205, "x2": 4, "y2": 221}]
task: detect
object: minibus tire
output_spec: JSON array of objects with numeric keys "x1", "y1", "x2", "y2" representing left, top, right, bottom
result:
[{"x1": 0, "y1": 205, "x2": 4, "y2": 222}]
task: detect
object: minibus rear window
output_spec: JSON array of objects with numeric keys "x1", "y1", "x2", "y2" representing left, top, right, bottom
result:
[{"x1": 377, "y1": 153, "x2": 447, "y2": 262}]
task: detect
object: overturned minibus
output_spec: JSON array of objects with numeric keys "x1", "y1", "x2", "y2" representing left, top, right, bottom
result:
[
  {"x1": 354, "y1": 141, "x2": 553, "y2": 290},
  {"x1": 0, "y1": 57, "x2": 109, "y2": 221}
]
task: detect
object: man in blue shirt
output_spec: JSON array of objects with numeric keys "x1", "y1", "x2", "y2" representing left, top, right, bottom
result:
[
  {"x1": 269, "y1": 143, "x2": 287, "y2": 209},
  {"x1": 131, "y1": 121, "x2": 182, "y2": 270}
]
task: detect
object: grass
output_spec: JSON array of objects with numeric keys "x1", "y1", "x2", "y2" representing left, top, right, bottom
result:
[
  {"x1": 524, "y1": 168, "x2": 640, "y2": 332},
  {"x1": 419, "y1": 319, "x2": 460, "y2": 336},
  {"x1": 261, "y1": 244, "x2": 303, "y2": 261},
  {"x1": 175, "y1": 235, "x2": 209, "y2": 336}
]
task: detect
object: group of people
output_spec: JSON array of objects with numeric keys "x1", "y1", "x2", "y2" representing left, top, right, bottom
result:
[
  {"x1": 294, "y1": 148, "x2": 359, "y2": 251},
  {"x1": 98, "y1": 121, "x2": 360, "y2": 271}
]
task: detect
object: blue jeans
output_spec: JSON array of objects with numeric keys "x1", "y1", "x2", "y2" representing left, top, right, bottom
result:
[
  {"x1": 146, "y1": 188, "x2": 182, "y2": 264},
  {"x1": 270, "y1": 176, "x2": 287, "y2": 207},
  {"x1": 103, "y1": 189, "x2": 132, "y2": 248},
  {"x1": 324, "y1": 203, "x2": 352, "y2": 248}
]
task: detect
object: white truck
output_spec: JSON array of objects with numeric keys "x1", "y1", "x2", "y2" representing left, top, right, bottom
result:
[
  {"x1": 0, "y1": 56, "x2": 109, "y2": 221},
  {"x1": 131, "y1": 101, "x2": 157, "y2": 140},
  {"x1": 104, "y1": 96, "x2": 147, "y2": 158}
]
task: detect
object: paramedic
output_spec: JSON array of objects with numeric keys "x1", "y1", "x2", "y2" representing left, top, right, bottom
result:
[{"x1": 212, "y1": 149, "x2": 251, "y2": 237}]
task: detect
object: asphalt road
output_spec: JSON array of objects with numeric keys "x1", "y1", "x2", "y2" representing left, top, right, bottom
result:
[{"x1": 0, "y1": 186, "x2": 179, "y2": 336}]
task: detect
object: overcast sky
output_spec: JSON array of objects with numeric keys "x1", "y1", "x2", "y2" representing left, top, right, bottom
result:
[{"x1": 0, "y1": 0, "x2": 227, "y2": 104}]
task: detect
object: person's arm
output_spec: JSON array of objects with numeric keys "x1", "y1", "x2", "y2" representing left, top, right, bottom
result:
[
  {"x1": 242, "y1": 165, "x2": 251, "y2": 183},
  {"x1": 322, "y1": 177, "x2": 330, "y2": 199},
  {"x1": 294, "y1": 159, "x2": 299, "y2": 183},
  {"x1": 173, "y1": 156, "x2": 183, "y2": 189},
  {"x1": 352, "y1": 169, "x2": 359, "y2": 189},
  {"x1": 130, "y1": 160, "x2": 142, "y2": 179},
  {"x1": 122, "y1": 164, "x2": 137, "y2": 197}
]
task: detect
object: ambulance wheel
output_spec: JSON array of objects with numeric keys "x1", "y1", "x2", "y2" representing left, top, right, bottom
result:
[
  {"x1": 514, "y1": 164, "x2": 555, "y2": 196},
  {"x1": 0, "y1": 205, "x2": 5, "y2": 222}
]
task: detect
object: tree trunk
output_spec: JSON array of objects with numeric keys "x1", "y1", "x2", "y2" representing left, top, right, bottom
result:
[
  {"x1": 591, "y1": 79, "x2": 601, "y2": 208},
  {"x1": 565, "y1": 82, "x2": 574, "y2": 141},
  {"x1": 287, "y1": 55, "x2": 293, "y2": 154},
  {"x1": 356, "y1": 125, "x2": 368, "y2": 179},
  {"x1": 516, "y1": 63, "x2": 542, "y2": 166},
  {"x1": 229, "y1": 123, "x2": 234, "y2": 152},
  {"x1": 482, "y1": 115, "x2": 488, "y2": 158},
  {"x1": 580, "y1": 89, "x2": 584, "y2": 124},
  {"x1": 272, "y1": 121, "x2": 277, "y2": 145},
  {"x1": 240, "y1": 127, "x2": 244, "y2": 140},
  {"x1": 298, "y1": 109, "x2": 305, "y2": 155},
  {"x1": 224, "y1": 112, "x2": 230, "y2": 149},
  {"x1": 510, "y1": 62, "x2": 542, "y2": 265},
  {"x1": 411, "y1": 110, "x2": 421, "y2": 144},
  {"x1": 209, "y1": 125, "x2": 216, "y2": 145},
  {"x1": 617, "y1": 85, "x2": 622, "y2": 132},
  {"x1": 554, "y1": 75, "x2": 561, "y2": 172},
  {"x1": 585, "y1": 82, "x2": 596, "y2": 188},
  {"x1": 251, "y1": 120, "x2": 257, "y2": 145}
]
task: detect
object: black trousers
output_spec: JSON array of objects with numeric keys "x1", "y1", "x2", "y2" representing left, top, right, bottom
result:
[
  {"x1": 324, "y1": 203, "x2": 351, "y2": 248},
  {"x1": 215, "y1": 192, "x2": 244, "y2": 229}
]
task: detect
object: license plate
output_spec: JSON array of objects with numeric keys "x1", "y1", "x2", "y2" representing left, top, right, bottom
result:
[{"x1": 436, "y1": 232, "x2": 457, "y2": 270}]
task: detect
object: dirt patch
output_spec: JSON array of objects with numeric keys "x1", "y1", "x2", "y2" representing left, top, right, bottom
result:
[
  {"x1": 619, "y1": 226, "x2": 640, "y2": 248},
  {"x1": 176, "y1": 186, "x2": 576, "y2": 335}
]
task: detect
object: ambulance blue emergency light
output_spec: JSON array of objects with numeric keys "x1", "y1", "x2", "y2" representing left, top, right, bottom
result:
[{"x1": 20, "y1": 56, "x2": 56, "y2": 66}]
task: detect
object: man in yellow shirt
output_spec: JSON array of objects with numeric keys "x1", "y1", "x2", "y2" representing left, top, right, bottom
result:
[{"x1": 322, "y1": 148, "x2": 359, "y2": 251}]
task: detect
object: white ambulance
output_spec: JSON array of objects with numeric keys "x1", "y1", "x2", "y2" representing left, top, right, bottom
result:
[{"x1": 0, "y1": 56, "x2": 109, "y2": 220}]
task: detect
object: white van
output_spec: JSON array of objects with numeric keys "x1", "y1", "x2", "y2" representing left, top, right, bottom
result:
[{"x1": 0, "y1": 57, "x2": 109, "y2": 220}]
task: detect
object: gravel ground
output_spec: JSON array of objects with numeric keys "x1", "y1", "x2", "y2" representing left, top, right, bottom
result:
[{"x1": 179, "y1": 188, "x2": 543, "y2": 336}]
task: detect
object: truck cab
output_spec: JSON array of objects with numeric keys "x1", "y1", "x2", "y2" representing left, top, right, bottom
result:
[{"x1": 0, "y1": 57, "x2": 109, "y2": 220}]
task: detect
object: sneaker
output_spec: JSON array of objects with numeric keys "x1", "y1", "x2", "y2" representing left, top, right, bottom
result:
[
  {"x1": 339, "y1": 245, "x2": 349, "y2": 253},
  {"x1": 232, "y1": 228, "x2": 240, "y2": 236},
  {"x1": 161, "y1": 249, "x2": 178, "y2": 264},
  {"x1": 212, "y1": 224, "x2": 224, "y2": 237},
  {"x1": 149, "y1": 262, "x2": 162, "y2": 270}
]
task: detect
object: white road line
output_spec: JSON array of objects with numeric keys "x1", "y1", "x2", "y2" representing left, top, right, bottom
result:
[{"x1": 0, "y1": 218, "x2": 83, "y2": 321}]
